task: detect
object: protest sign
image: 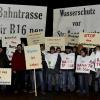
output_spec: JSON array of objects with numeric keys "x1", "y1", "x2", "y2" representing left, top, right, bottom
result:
[
  {"x1": 0, "y1": 4, "x2": 47, "y2": 38},
  {"x1": 0, "y1": 68, "x2": 11, "y2": 85},
  {"x1": 76, "y1": 55, "x2": 90, "y2": 73},
  {"x1": 27, "y1": 32, "x2": 45, "y2": 45},
  {"x1": 45, "y1": 53, "x2": 58, "y2": 69},
  {"x1": 79, "y1": 33, "x2": 100, "y2": 48},
  {"x1": 53, "y1": 5, "x2": 100, "y2": 46},
  {"x1": 45, "y1": 37, "x2": 66, "y2": 51},
  {"x1": 95, "y1": 51, "x2": 100, "y2": 68},
  {"x1": 24, "y1": 45, "x2": 42, "y2": 70},
  {"x1": 60, "y1": 53, "x2": 75, "y2": 69}
]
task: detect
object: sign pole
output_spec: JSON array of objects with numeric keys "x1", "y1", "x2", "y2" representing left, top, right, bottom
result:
[{"x1": 34, "y1": 69, "x2": 37, "y2": 96}]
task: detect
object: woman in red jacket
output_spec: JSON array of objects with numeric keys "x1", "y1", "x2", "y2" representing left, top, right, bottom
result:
[{"x1": 12, "y1": 44, "x2": 26, "y2": 93}]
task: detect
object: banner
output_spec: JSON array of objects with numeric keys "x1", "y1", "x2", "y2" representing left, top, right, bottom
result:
[
  {"x1": 2, "y1": 34, "x2": 21, "y2": 60},
  {"x1": 0, "y1": 68, "x2": 11, "y2": 85},
  {"x1": 0, "y1": 4, "x2": 47, "y2": 38},
  {"x1": 79, "y1": 33, "x2": 100, "y2": 48},
  {"x1": 45, "y1": 37, "x2": 66, "y2": 51},
  {"x1": 24, "y1": 45, "x2": 42, "y2": 70},
  {"x1": 27, "y1": 32, "x2": 45, "y2": 45},
  {"x1": 76, "y1": 55, "x2": 90, "y2": 73},
  {"x1": 45, "y1": 53, "x2": 58, "y2": 69},
  {"x1": 53, "y1": 5, "x2": 100, "y2": 46},
  {"x1": 60, "y1": 53, "x2": 75, "y2": 69},
  {"x1": 95, "y1": 51, "x2": 100, "y2": 68}
]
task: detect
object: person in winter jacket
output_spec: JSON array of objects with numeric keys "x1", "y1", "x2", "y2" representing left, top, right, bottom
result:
[{"x1": 11, "y1": 44, "x2": 26, "y2": 93}]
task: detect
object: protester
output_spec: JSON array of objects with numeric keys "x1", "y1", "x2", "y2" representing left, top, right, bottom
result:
[
  {"x1": 40, "y1": 44, "x2": 48, "y2": 89},
  {"x1": 21, "y1": 42, "x2": 31, "y2": 93},
  {"x1": 11, "y1": 44, "x2": 26, "y2": 93},
  {"x1": 76, "y1": 48, "x2": 90, "y2": 95},
  {"x1": 45, "y1": 46, "x2": 58, "y2": 92},
  {"x1": 88, "y1": 48, "x2": 95, "y2": 92},
  {"x1": 1, "y1": 42, "x2": 100, "y2": 95},
  {"x1": 0, "y1": 47, "x2": 10, "y2": 92},
  {"x1": 61, "y1": 46, "x2": 75, "y2": 92},
  {"x1": 54, "y1": 47, "x2": 61, "y2": 92},
  {"x1": 73, "y1": 46, "x2": 79, "y2": 91},
  {"x1": 94, "y1": 46, "x2": 100, "y2": 93}
]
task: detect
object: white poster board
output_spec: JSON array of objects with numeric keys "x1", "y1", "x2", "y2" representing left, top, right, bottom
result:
[
  {"x1": 76, "y1": 55, "x2": 90, "y2": 73},
  {"x1": 45, "y1": 53, "x2": 58, "y2": 69},
  {"x1": 0, "y1": 4, "x2": 47, "y2": 38},
  {"x1": 60, "y1": 53, "x2": 75, "y2": 69},
  {"x1": 53, "y1": 5, "x2": 100, "y2": 46}
]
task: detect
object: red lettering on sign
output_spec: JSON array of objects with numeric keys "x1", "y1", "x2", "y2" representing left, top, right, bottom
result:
[
  {"x1": 86, "y1": 39, "x2": 91, "y2": 42},
  {"x1": 84, "y1": 34, "x2": 95, "y2": 38},
  {"x1": 30, "y1": 63, "x2": 39, "y2": 67}
]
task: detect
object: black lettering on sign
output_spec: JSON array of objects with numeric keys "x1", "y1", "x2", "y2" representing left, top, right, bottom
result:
[
  {"x1": 10, "y1": 24, "x2": 27, "y2": 35},
  {"x1": 0, "y1": 7, "x2": 43, "y2": 20},
  {"x1": 0, "y1": 24, "x2": 7, "y2": 34},
  {"x1": 30, "y1": 28, "x2": 43, "y2": 33},
  {"x1": 57, "y1": 30, "x2": 66, "y2": 36},
  {"x1": 72, "y1": 21, "x2": 81, "y2": 26}
]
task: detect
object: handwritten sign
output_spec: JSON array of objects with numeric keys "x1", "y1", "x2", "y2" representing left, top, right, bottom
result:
[
  {"x1": 45, "y1": 37, "x2": 66, "y2": 51},
  {"x1": 2, "y1": 34, "x2": 21, "y2": 48},
  {"x1": 79, "y1": 33, "x2": 100, "y2": 48},
  {"x1": 76, "y1": 55, "x2": 90, "y2": 73},
  {"x1": 68, "y1": 34, "x2": 79, "y2": 46},
  {"x1": 2, "y1": 34, "x2": 21, "y2": 60},
  {"x1": 27, "y1": 32, "x2": 45, "y2": 45},
  {"x1": 95, "y1": 51, "x2": 100, "y2": 68},
  {"x1": 0, "y1": 68, "x2": 11, "y2": 85},
  {"x1": 24, "y1": 45, "x2": 42, "y2": 70},
  {"x1": 60, "y1": 53, "x2": 75, "y2": 69}
]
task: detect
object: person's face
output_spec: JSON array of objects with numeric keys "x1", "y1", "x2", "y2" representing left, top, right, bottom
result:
[
  {"x1": 56, "y1": 49, "x2": 61, "y2": 53},
  {"x1": 40, "y1": 45, "x2": 45, "y2": 51},
  {"x1": 65, "y1": 49, "x2": 71, "y2": 54},
  {"x1": 17, "y1": 45, "x2": 22, "y2": 51},
  {"x1": 96, "y1": 47, "x2": 100, "y2": 51},
  {"x1": 0, "y1": 48, "x2": 3, "y2": 53},
  {"x1": 73, "y1": 47, "x2": 77, "y2": 53},
  {"x1": 50, "y1": 49, "x2": 55, "y2": 54},
  {"x1": 80, "y1": 50, "x2": 86, "y2": 57}
]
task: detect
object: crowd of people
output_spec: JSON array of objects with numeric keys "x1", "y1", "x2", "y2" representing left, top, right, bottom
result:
[{"x1": 0, "y1": 43, "x2": 100, "y2": 96}]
